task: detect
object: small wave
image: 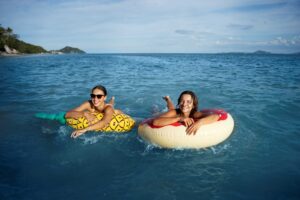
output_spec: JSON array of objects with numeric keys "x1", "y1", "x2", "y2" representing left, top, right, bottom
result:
[
  {"x1": 210, "y1": 143, "x2": 231, "y2": 154},
  {"x1": 80, "y1": 134, "x2": 105, "y2": 145},
  {"x1": 122, "y1": 107, "x2": 131, "y2": 114},
  {"x1": 151, "y1": 104, "x2": 170, "y2": 117},
  {"x1": 138, "y1": 134, "x2": 232, "y2": 155},
  {"x1": 77, "y1": 132, "x2": 131, "y2": 145},
  {"x1": 57, "y1": 126, "x2": 70, "y2": 136},
  {"x1": 136, "y1": 136, "x2": 159, "y2": 155},
  {"x1": 135, "y1": 98, "x2": 144, "y2": 104},
  {"x1": 144, "y1": 143, "x2": 157, "y2": 152},
  {"x1": 56, "y1": 126, "x2": 72, "y2": 141},
  {"x1": 41, "y1": 126, "x2": 55, "y2": 135}
]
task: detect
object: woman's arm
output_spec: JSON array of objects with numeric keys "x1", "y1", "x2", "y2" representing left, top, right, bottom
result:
[
  {"x1": 71, "y1": 105, "x2": 114, "y2": 138},
  {"x1": 152, "y1": 110, "x2": 181, "y2": 126},
  {"x1": 87, "y1": 105, "x2": 114, "y2": 130},
  {"x1": 65, "y1": 101, "x2": 91, "y2": 119}
]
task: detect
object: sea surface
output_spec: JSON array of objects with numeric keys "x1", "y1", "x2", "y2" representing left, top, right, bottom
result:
[{"x1": 0, "y1": 53, "x2": 299, "y2": 200}]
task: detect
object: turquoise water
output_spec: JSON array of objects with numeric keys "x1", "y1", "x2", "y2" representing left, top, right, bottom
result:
[{"x1": 0, "y1": 53, "x2": 299, "y2": 199}]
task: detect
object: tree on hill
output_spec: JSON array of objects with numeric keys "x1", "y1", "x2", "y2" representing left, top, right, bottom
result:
[
  {"x1": 0, "y1": 24, "x2": 46, "y2": 54},
  {"x1": 1, "y1": 24, "x2": 85, "y2": 54},
  {"x1": 0, "y1": 25, "x2": 18, "y2": 46}
]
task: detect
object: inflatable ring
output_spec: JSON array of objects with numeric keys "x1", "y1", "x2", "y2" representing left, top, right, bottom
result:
[
  {"x1": 138, "y1": 109, "x2": 234, "y2": 148},
  {"x1": 66, "y1": 113, "x2": 135, "y2": 132}
]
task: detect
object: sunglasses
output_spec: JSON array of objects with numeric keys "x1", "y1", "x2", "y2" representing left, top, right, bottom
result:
[{"x1": 90, "y1": 94, "x2": 105, "y2": 99}]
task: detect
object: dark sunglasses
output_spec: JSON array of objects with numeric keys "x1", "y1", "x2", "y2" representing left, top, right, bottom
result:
[{"x1": 90, "y1": 94, "x2": 104, "y2": 99}]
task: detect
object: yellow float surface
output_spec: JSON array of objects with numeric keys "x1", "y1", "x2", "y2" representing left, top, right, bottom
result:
[{"x1": 66, "y1": 113, "x2": 135, "y2": 132}]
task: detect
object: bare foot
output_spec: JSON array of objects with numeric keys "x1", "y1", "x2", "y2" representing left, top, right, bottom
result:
[
  {"x1": 108, "y1": 96, "x2": 115, "y2": 106},
  {"x1": 162, "y1": 96, "x2": 171, "y2": 102}
]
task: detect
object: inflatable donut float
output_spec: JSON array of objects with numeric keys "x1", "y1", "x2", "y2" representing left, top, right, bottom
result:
[{"x1": 138, "y1": 109, "x2": 234, "y2": 148}]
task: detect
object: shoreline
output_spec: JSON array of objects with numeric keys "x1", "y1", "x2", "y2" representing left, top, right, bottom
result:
[
  {"x1": 0, "y1": 52, "x2": 23, "y2": 57},
  {"x1": 0, "y1": 52, "x2": 52, "y2": 57}
]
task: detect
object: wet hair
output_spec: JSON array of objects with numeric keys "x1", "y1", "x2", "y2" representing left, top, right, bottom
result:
[
  {"x1": 91, "y1": 85, "x2": 107, "y2": 96},
  {"x1": 176, "y1": 90, "x2": 198, "y2": 117}
]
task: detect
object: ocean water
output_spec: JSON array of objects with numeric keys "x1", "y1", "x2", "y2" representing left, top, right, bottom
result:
[{"x1": 0, "y1": 53, "x2": 299, "y2": 200}]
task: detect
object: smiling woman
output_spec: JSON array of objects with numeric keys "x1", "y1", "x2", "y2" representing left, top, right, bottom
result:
[
  {"x1": 65, "y1": 85, "x2": 135, "y2": 138},
  {"x1": 152, "y1": 91, "x2": 220, "y2": 135},
  {"x1": 138, "y1": 91, "x2": 234, "y2": 148}
]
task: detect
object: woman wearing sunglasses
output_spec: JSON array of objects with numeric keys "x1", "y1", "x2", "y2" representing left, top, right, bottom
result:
[
  {"x1": 153, "y1": 91, "x2": 220, "y2": 135},
  {"x1": 65, "y1": 85, "x2": 118, "y2": 138}
]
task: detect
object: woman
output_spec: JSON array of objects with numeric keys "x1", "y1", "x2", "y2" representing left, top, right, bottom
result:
[
  {"x1": 65, "y1": 85, "x2": 120, "y2": 138},
  {"x1": 153, "y1": 91, "x2": 219, "y2": 135}
]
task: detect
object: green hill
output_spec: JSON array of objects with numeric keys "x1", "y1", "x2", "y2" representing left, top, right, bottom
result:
[
  {"x1": 1, "y1": 25, "x2": 85, "y2": 55},
  {"x1": 0, "y1": 25, "x2": 47, "y2": 54},
  {"x1": 6, "y1": 37, "x2": 47, "y2": 54},
  {"x1": 59, "y1": 46, "x2": 85, "y2": 54}
]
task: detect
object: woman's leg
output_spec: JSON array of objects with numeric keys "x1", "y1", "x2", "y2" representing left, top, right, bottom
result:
[
  {"x1": 108, "y1": 96, "x2": 115, "y2": 106},
  {"x1": 163, "y1": 96, "x2": 175, "y2": 110}
]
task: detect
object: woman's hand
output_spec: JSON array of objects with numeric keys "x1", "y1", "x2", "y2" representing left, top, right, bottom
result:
[
  {"x1": 186, "y1": 113, "x2": 219, "y2": 135},
  {"x1": 186, "y1": 121, "x2": 202, "y2": 135},
  {"x1": 180, "y1": 117, "x2": 194, "y2": 127},
  {"x1": 71, "y1": 129, "x2": 87, "y2": 138},
  {"x1": 180, "y1": 117, "x2": 200, "y2": 135}
]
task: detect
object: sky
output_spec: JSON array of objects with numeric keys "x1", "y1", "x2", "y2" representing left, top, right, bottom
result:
[{"x1": 0, "y1": 0, "x2": 300, "y2": 53}]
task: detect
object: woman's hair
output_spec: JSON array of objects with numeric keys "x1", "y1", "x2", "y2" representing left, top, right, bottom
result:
[
  {"x1": 91, "y1": 85, "x2": 107, "y2": 96},
  {"x1": 177, "y1": 90, "x2": 198, "y2": 117}
]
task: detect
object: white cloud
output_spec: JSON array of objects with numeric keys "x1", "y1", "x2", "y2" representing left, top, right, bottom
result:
[
  {"x1": 267, "y1": 36, "x2": 300, "y2": 46},
  {"x1": 0, "y1": 0, "x2": 299, "y2": 53},
  {"x1": 214, "y1": 35, "x2": 300, "y2": 48}
]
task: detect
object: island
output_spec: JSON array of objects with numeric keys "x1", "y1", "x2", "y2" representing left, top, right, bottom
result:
[
  {"x1": 49, "y1": 46, "x2": 86, "y2": 54},
  {"x1": 252, "y1": 50, "x2": 272, "y2": 54},
  {"x1": 0, "y1": 24, "x2": 85, "y2": 55}
]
